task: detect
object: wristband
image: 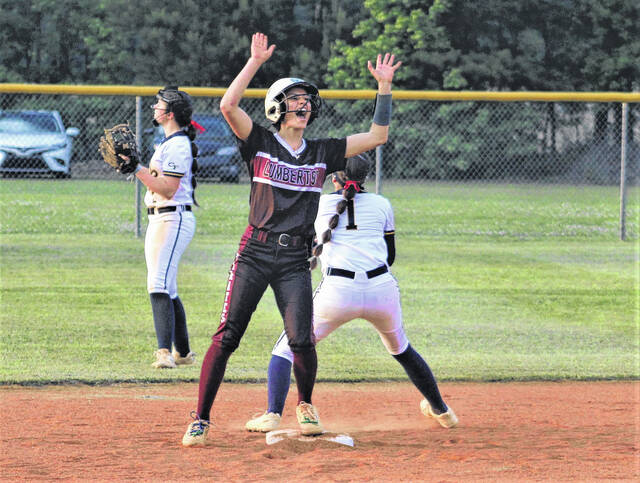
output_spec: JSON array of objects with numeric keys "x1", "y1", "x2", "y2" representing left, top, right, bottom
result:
[{"x1": 373, "y1": 94, "x2": 392, "y2": 126}]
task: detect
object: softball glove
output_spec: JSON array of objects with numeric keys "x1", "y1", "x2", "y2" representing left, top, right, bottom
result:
[{"x1": 99, "y1": 123, "x2": 140, "y2": 174}]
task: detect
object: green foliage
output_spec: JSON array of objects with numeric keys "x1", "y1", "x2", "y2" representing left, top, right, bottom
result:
[
  {"x1": 402, "y1": 101, "x2": 544, "y2": 180},
  {"x1": 0, "y1": 0, "x2": 99, "y2": 83},
  {"x1": 327, "y1": 0, "x2": 640, "y2": 91},
  {"x1": 575, "y1": 0, "x2": 640, "y2": 91},
  {"x1": 2, "y1": 0, "x2": 637, "y2": 92},
  {"x1": 0, "y1": 180, "x2": 637, "y2": 383}
]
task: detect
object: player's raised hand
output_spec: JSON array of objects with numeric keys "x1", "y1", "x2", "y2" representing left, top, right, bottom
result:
[
  {"x1": 251, "y1": 32, "x2": 276, "y2": 64},
  {"x1": 367, "y1": 53, "x2": 402, "y2": 86}
]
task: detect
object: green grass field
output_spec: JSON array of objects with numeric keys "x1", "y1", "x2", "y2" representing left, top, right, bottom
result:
[{"x1": 0, "y1": 179, "x2": 638, "y2": 384}]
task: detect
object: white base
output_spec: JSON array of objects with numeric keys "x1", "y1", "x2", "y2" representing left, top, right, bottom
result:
[{"x1": 265, "y1": 429, "x2": 354, "y2": 447}]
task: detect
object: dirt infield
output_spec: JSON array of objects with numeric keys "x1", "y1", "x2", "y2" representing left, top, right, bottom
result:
[{"x1": 1, "y1": 381, "x2": 638, "y2": 481}]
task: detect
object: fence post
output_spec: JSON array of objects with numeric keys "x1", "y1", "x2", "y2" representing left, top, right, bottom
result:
[
  {"x1": 375, "y1": 145, "x2": 382, "y2": 194},
  {"x1": 135, "y1": 96, "x2": 142, "y2": 238},
  {"x1": 619, "y1": 103, "x2": 628, "y2": 241}
]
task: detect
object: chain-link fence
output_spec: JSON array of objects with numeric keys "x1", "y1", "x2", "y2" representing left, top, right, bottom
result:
[
  {"x1": 1, "y1": 88, "x2": 638, "y2": 184},
  {"x1": 0, "y1": 88, "x2": 640, "y2": 184},
  {"x1": 0, "y1": 86, "x2": 638, "y2": 237}
]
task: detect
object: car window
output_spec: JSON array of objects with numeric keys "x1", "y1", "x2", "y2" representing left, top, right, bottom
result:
[
  {"x1": 193, "y1": 116, "x2": 233, "y2": 140},
  {"x1": 0, "y1": 113, "x2": 61, "y2": 134},
  {"x1": 152, "y1": 115, "x2": 234, "y2": 145}
]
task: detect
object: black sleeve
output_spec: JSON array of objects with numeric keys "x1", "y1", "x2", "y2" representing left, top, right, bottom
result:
[
  {"x1": 237, "y1": 123, "x2": 268, "y2": 165},
  {"x1": 322, "y1": 137, "x2": 347, "y2": 174},
  {"x1": 384, "y1": 232, "x2": 395, "y2": 266}
]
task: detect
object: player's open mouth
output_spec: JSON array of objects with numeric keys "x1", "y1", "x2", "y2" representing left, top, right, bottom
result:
[{"x1": 296, "y1": 110, "x2": 309, "y2": 119}]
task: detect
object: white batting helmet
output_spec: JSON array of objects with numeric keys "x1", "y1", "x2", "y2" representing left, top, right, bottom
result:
[{"x1": 264, "y1": 77, "x2": 321, "y2": 126}]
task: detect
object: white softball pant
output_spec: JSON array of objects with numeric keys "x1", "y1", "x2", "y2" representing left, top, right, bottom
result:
[
  {"x1": 271, "y1": 271, "x2": 409, "y2": 362},
  {"x1": 145, "y1": 210, "x2": 195, "y2": 298}
]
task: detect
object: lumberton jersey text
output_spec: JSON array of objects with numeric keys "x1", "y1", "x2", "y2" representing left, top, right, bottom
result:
[{"x1": 253, "y1": 152, "x2": 326, "y2": 192}]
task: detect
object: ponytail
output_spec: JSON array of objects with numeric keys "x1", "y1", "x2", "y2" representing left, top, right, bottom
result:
[
  {"x1": 308, "y1": 180, "x2": 361, "y2": 270},
  {"x1": 308, "y1": 154, "x2": 371, "y2": 271},
  {"x1": 184, "y1": 122, "x2": 200, "y2": 207}
]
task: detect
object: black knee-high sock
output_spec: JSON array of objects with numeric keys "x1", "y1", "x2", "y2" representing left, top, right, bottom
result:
[
  {"x1": 150, "y1": 293, "x2": 174, "y2": 350},
  {"x1": 171, "y1": 296, "x2": 190, "y2": 356},
  {"x1": 292, "y1": 348, "x2": 317, "y2": 404},
  {"x1": 393, "y1": 345, "x2": 448, "y2": 413}
]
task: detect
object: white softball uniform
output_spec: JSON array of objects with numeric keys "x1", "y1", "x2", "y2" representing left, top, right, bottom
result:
[
  {"x1": 272, "y1": 191, "x2": 408, "y2": 362},
  {"x1": 145, "y1": 132, "x2": 196, "y2": 297}
]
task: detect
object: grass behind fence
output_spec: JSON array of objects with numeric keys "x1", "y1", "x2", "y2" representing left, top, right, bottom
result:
[{"x1": 0, "y1": 179, "x2": 637, "y2": 384}]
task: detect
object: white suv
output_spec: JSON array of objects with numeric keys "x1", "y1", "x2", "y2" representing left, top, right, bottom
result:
[{"x1": 0, "y1": 110, "x2": 80, "y2": 178}]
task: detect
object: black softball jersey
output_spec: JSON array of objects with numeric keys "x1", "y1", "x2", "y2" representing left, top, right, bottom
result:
[{"x1": 238, "y1": 123, "x2": 347, "y2": 237}]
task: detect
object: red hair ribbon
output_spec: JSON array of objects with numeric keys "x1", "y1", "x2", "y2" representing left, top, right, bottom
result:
[
  {"x1": 343, "y1": 180, "x2": 361, "y2": 192},
  {"x1": 191, "y1": 120, "x2": 206, "y2": 133}
]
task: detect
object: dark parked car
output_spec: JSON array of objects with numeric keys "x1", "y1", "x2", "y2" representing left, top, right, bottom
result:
[
  {"x1": 0, "y1": 110, "x2": 79, "y2": 178},
  {"x1": 151, "y1": 113, "x2": 241, "y2": 183}
]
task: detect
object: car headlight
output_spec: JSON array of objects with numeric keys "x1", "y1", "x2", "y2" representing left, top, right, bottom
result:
[{"x1": 216, "y1": 146, "x2": 237, "y2": 156}]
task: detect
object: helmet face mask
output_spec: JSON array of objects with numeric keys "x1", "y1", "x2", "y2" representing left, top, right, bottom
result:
[
  {"x1": 265, "y1": 78, "x2": 321, "y2": 126},
  {"x1": 155, "y1": 86, "x2": 193, "y2": 127}
]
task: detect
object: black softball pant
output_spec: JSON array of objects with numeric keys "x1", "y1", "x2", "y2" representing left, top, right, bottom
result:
[
  {"x1": 196, "y1": 226, "x2": 317, "y2": 420},
  {"x1": 214, "y1": 226, "x2": 315, "y2": 352}
]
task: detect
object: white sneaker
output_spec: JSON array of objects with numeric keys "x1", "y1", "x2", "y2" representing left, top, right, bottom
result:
[
  {"x1": 420, "y1": 399, "x2": 458, "y2": 428},
  {"x1": 182, "y1": 412, "x2": 210, "y2": 447},
  {"x1": 245, "y1": 412, "x2": 281, "y2": 432},
  {"x1": 172, "y1": 350, "x2": 196, "y2": 366},
  {"x1": 296, "y1": 402, "x2": 323, "y2": 435},
  {"x1": 151, "y1": 348, "x2": 176, "y2": 369}
]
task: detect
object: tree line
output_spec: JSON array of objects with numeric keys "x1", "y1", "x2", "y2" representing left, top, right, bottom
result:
[{"x1": 1, "y1": 0, "x2": 638, "y2": 92}]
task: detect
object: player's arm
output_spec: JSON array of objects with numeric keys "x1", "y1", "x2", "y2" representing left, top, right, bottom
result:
[
  {"x1": 117, "y1": 152, "x2": 181, "y2": 198},
  {"x1": 345, "y1": 53, "x2": 401, "y2": 158},
  {"x1": 383, "y1": 198, "x2": 396, "y2": 266},
  {"x1": 220, "y1": 32, "x2": 276, "y2": 141},
  {"x1": 135, "y1": 167, "x2": 181, "y2": 199},
  {"x1": 384, "y1": 231, "x2": 396, "y2": 266}
]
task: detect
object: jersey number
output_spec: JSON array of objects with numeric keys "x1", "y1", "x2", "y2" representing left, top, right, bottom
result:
[{"x1": 346, "y1": 199, "x2": 357, "y2": 230}]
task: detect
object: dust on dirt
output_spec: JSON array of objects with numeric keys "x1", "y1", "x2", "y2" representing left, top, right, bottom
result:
[{"x1": 1, "y1": 381, "x2": 638, "y2": 481}]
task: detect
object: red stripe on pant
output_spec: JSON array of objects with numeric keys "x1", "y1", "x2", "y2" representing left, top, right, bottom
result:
[
  {"x1": 196, "y1": 227, "x2": 253, "y2": 421},
  {"x1": 217, "y1": 226, "x2": 252, "y2": 332}
]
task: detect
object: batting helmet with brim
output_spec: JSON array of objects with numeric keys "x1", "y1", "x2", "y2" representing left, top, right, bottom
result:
[{"x1": 264, "y1": 77, "x2": 321, "y2": 126}]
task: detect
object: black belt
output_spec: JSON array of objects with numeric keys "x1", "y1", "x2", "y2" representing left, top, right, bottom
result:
[
  {"x1": 147, "y1": 205, "x2": 192, "y2": 215},
  {"x1": 327, "y1": 265, "x2": 388, "y2": 279},
  {"x1": 251, "y1": 228, "x2": 307, "y2": 248}
]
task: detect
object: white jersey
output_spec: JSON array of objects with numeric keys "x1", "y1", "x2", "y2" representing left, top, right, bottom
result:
[
  {"x1": 144, "y1": 130, "x2": 196, "y2": 298},
  {"x1": 271, "y1": 188, "x2": 407, "y2": 363},
  {"x1": 144, "y1": 131, "x2": 194, "y2": 208},
  {"x1": 314, "y1": 191, "x2": 395, "y2": 272}
]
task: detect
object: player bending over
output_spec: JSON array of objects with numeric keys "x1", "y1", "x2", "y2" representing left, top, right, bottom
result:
[
  {"x1": 245, "y1": 155, "x2": 458, "y2": 433},
  {"x1": 182, "y1": 32, "x2": 401, "y2": 446}
]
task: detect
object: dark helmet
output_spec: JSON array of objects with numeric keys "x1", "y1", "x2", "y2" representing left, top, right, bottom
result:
[
  {"x1": 333, "y1": 154, "x2": 371, "y2": 186},
  {"x1": 156, "y1": 86, "x2": 193, "y2": 127},
  {"x1": 264, "y1": 77, "x2": 322, "y2": 126}
]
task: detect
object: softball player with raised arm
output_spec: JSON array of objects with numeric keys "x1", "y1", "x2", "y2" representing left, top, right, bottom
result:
[
  {"x1": 245, "y1": 155, "x2": 458, "y2": 432},
  {"x1": 133, "y1": 86, "x2": 202, "y2": 369},
  {"x1": 181, "y1": 32, "x2": 401, "y2": 446}
]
